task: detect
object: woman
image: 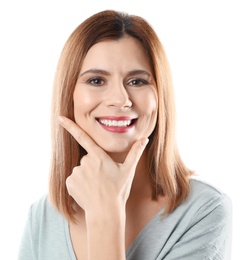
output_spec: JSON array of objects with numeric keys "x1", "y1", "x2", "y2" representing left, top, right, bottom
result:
[{"x1": 18, "y1": 10, "x2": 232, "y2": 260}]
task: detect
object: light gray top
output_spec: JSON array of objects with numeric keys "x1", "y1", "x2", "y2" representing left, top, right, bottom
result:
[{"x1": 18, "y1": 179, "x2": 232, "y2": 260}]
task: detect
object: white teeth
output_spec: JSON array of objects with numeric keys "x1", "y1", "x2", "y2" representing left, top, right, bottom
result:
[{"x1": 99, "y1": 119, "x2": 131, "y2": 127}]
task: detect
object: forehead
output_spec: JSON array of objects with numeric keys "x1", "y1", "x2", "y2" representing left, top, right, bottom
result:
[{"x1": 81, "y1": 36, "x2": 153, "y2": 73}]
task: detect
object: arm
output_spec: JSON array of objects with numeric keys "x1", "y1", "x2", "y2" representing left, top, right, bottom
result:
[
  {"x1": 59, "y1": 116, "x2": 148, "y2": 260},
  {"x1": 86, "y1": 205, "x2": 126, "y2": 259}
]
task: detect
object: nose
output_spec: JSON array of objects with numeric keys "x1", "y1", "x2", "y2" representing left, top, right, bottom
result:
[{"x1": 106, "y1": 81, "x2": 132, "y2": 109}]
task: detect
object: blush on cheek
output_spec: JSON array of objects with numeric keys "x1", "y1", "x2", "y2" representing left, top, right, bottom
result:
[
  {"x1": 74, "y1": 89, "x2": 95, "y2": 106},
  {"x1": 73, "y1": 87, "x2": 101, "y2": 122}
]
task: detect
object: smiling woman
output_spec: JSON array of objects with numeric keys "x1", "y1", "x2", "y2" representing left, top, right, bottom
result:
[{"x1": 18, "y1": 10, "x2": 232, "y2": 260}]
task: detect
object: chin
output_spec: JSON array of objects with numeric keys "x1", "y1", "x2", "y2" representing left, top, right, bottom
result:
[{"x1": 98, "y1": 139, "x2": 134, "y2": 152}]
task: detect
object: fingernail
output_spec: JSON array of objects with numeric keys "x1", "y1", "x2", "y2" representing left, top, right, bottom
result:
[
  {"x1": 58, "y1": 116, "x2": 65, "y2": 124},
  {"x1": 141, "y1": 138, "x2": 149, "y2": 146}
]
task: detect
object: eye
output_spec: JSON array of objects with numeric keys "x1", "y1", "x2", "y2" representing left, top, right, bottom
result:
[
  {"x1": 128, "y1": 78, "x2": 148, "y2": 86},
  {"x1": 87, "y1": 77, "x2": 105, "y2": 86}
]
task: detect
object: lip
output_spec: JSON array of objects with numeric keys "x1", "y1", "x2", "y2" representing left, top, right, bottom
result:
[{"x1": 96, "y1": 116, "x2": 137, "y2": 133}]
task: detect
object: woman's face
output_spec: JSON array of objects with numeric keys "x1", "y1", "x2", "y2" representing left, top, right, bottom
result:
[{"x1": 73, "y1": 36, "x2": 158, "y2": 159}]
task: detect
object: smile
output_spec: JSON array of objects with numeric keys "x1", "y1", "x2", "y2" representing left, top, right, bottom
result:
[
  {"x1": 96, "y1": 116, "x2": 137, "y2": 133},
  {"x1": 98, "y1": 119, "x2": 131, "y2": 127}
]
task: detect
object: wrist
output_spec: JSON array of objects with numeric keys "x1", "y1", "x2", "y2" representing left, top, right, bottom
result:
[
  {"x1": 85, "y1": 204, "x2": 126, "y2": 259},
  {"x1": 85, "y1": 203, "x2": 126, "y2": 226}
]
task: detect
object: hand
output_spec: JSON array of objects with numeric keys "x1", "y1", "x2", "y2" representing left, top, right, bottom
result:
[{"x1": 58, "y1": 116, "x2": 149, "y2": 214}]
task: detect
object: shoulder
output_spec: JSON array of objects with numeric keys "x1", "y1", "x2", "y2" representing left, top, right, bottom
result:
[
  {"x1": 19, "y1": 196, "x2": 74, "y2": 259},
  {"x1": 28, "y1": 194, "x2": 66, "y2": 231},
  {"x1": 189, "y1": 177, "x2": 231, "y2": 203},
  {"x1": 189, "y1": 177, "x2": 226, "y2": 195},
  {"x1": 168, "y1": 177, "x2": 232, "y2": 221},
  {"x1": 186, "y1": 178, "x2": 232, "y2": 222},
  {"x1": 150, "y1": 178, "x2": 232, "y2": 259},
  {"x1": 165, "y1": 178, "x2": 232, "y2": 230},
  {"x1": 30, "y1": 195, "x2": 59, "y2": 217},
  {"x1": 29, "y1": 194, "x2": 50, "y2": 213}
]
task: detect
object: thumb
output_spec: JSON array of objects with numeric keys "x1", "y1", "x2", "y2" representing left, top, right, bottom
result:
[{"x1": 124, "y1": 138, "x2": 149, "y2": 170}]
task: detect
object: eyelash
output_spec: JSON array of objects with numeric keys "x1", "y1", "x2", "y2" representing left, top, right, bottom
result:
[
  {"x1": 128, "y1": 78, "x2": 148, "y2": 86},
  {"x1": 87, "y1": 77, "x2": 105, "y2": 86},
  {"x1": 86, "y1": 77, "x2": 148, "y2": 87}
]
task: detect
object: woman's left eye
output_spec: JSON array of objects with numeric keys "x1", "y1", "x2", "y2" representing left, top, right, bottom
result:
[{"x1": 128, "y1": 79, "x2": 147, "y2": 86}]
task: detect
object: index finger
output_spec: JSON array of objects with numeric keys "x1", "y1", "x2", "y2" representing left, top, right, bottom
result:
[{"x1": 58, "y1": 116, "x2": 102, "y2": 154}]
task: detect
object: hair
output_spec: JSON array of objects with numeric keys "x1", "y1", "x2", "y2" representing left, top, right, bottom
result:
[{"x1": 49, "y1": 10, "x2": 193, "y2": 221}]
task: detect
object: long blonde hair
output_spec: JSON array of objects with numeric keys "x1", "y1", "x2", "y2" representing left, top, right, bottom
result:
[{"x1": 49, "y1": 10, "x2": 193, "y2": 221}]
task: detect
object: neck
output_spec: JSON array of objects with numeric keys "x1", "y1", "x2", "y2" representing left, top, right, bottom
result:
[
  {"x1": 107, "y1": 150, "x2": 152, "y2": 198},
  {"x1": 130, "y1": 151, "x2": 153, "y2": 198}
]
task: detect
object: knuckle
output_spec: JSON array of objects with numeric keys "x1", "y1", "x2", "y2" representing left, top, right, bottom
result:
[
  {"x1": 65, "y1": 176, "x2": 72, "y2": 191},
  {"x1": 80, "y1": 157, "x2": 85, "y2": 165},
  {"x1": 72, "y1": 165, "x2": 80, "y2": 173}
]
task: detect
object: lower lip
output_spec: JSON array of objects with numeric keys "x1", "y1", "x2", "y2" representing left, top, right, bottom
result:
[{"x1": 98, "y1": 122, "x2": 136, "y2": 133}]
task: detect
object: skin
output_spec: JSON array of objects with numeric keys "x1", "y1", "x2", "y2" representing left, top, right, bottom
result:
[{"x1": 59, "y1": 36, "x2": 165, "y2": 260}]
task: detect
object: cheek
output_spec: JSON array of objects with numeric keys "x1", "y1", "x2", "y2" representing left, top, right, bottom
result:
[
  {"x1": 73, "y1": 88, "x2": 99, "y2": 117},
  {"x1": 136, "y1": 89, "x2": 158, "y2": 115},
  {"x1": 74, "y1": 88, "x2": 91, "y2": 107},
  {"x1": 133, "y1": 90, "x2": 158, "y2": 137}
]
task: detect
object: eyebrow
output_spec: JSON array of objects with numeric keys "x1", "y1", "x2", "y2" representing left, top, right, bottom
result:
[
  {"x1": 79, "y1": 69, "x2": 151, "y2": 78},
  {"x1": 126, "y1": 70, "x2": 151, "y2": 78},
  {"x1": 79, "y1": 69, "x2": 110, "y2": 78}
]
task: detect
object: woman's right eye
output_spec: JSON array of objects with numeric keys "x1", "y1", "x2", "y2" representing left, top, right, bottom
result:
[{"x1": 87, "y1": 77, "x2": 105, "y2": 86}]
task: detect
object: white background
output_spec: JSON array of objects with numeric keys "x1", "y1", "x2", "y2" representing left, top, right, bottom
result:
[{"x1": 0, "y1": 0, "x2": 246, "y2": 259}]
